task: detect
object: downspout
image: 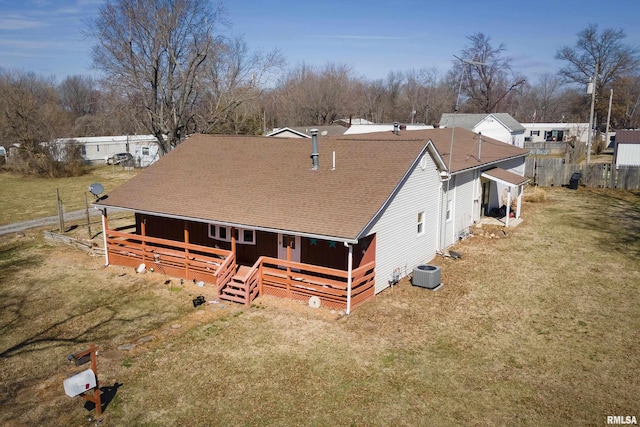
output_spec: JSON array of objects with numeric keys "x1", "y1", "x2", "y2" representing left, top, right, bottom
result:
[
  {"x1": 437, "y1": 179, "x2": 443, "y2": 251},
  {"x1": 100, "y1": 208, "x2": 109, "y2": 266},
  {"x1": 506, "y1": 187, "x2": 512, "y2": 227},
  {"x1": 346, "y1": 244, "x2": 353, "y2": 315}
]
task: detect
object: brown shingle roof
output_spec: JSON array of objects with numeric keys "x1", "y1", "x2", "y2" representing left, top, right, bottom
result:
[
  {"x1": 615, "y1": 130, "x2": 640, "y2": 144},
  {"x1": 97, "y1": 129, "x2": 528, "y2": 240},
  {"x1": 338, "y1": 127, "x2": 528, "y2": 173},
  {"x1": 481, "y1": 167, "x2": 530, "y2": 186}
]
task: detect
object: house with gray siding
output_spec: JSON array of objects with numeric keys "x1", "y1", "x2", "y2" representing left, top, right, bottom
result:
[{"x1": 95, "y1": 128, "x2": 528, "y2": 311}]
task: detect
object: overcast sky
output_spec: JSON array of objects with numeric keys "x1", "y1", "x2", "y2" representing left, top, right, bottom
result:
[{"x1": 1, "y1": 0, "x2": 639, "y2": 84}]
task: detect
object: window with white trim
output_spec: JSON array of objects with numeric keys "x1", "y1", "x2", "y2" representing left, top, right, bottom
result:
[
  {"x1": 208, "y1": 225, "x2": 256, "y2": 245},
  {"x1": 417, "y1": 211, "x2": 425, "y2": 234},
  {"x1": 208, "y1": 224, "x2": 230, "y2": 242},
  {"x1": 238, "y1": 229, "x2": 256, "y2": 245},
  {"x1": 446, "y1": 200, "x2": 453, "y2": 222},
  {"x1": 142, "y1": 147, "x2": 150, "y2": 156}
]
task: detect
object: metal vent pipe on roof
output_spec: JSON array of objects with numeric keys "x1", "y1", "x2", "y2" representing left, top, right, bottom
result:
[
  {"x1": 311, "y1": 129, "x2": 319, "y2": 170},
  {"x1": 478, "y1": 132, "x2": 482, "y2": 161},
  {"x1": 393, "y1": 122, "x2": 399, "y2": 135}
]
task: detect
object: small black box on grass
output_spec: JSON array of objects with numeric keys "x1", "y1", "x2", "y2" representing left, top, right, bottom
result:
[{"x1": 192, "y1": 295, "x2": 205, "y2": 307}]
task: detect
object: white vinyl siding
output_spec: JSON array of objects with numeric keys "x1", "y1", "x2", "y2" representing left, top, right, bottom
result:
[
  {"x1": 616, "y1": 144, "x2": 640, "y2": 166},
  {"x1": 367, "y1": 155, "x2": 441, "y2": 294},
  {"x1": 498, "y1": 157, "x2": 526, "y2": 175},
  {"x1": 439, "y1": 177, "x2": 455, "y2": 249},
  {"x1": 454, "y1": 171, "x2": 475, "y2": 241}
]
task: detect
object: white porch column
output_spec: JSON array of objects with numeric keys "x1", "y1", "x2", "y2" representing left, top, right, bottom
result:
[
  {"x1": 516, "y1": 185, "x2": 523, "y2": 219},
  {"x1": 101, "y1": 208, "x2": 109, "y2": 266},
  {"x1": 345, "y1": 243, "x2": 353, "y2": 315},
  {"x1": 505, "y1": 188, "x2": 512, "y2": 227}
]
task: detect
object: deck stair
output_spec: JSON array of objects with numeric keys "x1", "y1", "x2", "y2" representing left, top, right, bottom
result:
[{"x1": 218, "y1": 265, "x2": 260, "y2": 306}]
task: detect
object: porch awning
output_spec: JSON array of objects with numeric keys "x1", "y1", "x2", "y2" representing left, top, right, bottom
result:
[{"x1": 481, "y1": 167, "x2": 530, "y2": 187}]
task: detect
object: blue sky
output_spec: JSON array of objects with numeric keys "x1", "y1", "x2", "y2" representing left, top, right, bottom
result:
[{"x1": 1, "y1": 0, "x2": 639, "y2": 84}]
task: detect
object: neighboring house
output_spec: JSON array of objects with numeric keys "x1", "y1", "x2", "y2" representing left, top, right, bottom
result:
[
  {"x1": 440, "y1": 113, "x2": 526, "y2": 148},
  {"x1": 55, "y1": 135, "x2": 161, "y2": 167},
  {"x1": 95, "y1": 128, "x2": 528, "y2": 313},
  {"x1": 334, "y1": 118, "x2": 375, "y2": 126},
  {"x1": 613, "y1": 130, "x2": 640, "y2": 167},
  {"x1": 343, "y1": 123, "x2": 433, "y2": 134},
  {"x1": 521, "y1": 123, "x2": 589, "y2": 145},
  {"x1": 267, "y1": 123, "x2": 433, "y2": 138},
  {"x1": 266, "y1": 125, "x2": 347, "y2": 138}
]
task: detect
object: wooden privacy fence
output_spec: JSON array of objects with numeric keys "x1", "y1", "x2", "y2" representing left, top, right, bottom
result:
[{"x1": 525, "y1": 157, "x2": 640, "y2": 190}]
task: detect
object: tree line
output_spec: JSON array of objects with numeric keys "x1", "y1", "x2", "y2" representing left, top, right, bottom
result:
[{"x1": 1, "y1": 0, "x2": 638, "y2": 176}]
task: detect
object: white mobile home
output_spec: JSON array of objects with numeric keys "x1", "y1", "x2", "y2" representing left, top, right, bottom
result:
[{"x1": 56, "y1": 135, "x2": 161, "y2": 167}]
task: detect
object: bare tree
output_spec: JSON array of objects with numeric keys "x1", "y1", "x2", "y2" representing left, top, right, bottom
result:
[
  {"x1": 359, "y1": 79, "x2": 388, "y2": 124},
  {"x1": 198, "y1": 36, "x2": 285, "y2": 134},
  {"x1": 556, "y1": 24, "x2": 640, "y2": 129},
  {"x1": 0, "y1": 69, "x2": 78, "y2": 176},
  {"x1": 272, "y1": 63, "x2": 358, "y2": 126},
  {"x1": 58, "y1": 75, "x2": 98, "y2": 117},
  {"x1": 455, "y1": 33, "x2": 527, "y2": 113},
  {"x1": 88, "y1": 0, "x2": 225, "y2": 155},
  {"x1": 556, "y1": 24, "x2": 638, "y2": 89}
]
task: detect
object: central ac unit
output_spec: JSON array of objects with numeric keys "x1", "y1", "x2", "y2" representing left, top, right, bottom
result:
[{"x1": 412, "y1": 265, "x2": 441, "y2": 289}]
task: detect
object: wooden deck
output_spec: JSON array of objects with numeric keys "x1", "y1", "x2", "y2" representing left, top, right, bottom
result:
[{"x1": 105, "y1": 227, "x2": 376, "y2": 312}]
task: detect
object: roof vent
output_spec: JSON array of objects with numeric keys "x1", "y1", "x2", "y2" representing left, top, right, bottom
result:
[{"x1": 393, "y1": 122, "x2": 399, "y2": 135}]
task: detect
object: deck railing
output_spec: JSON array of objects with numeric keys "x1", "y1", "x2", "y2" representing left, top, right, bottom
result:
[
  {"x1": 105, "y1": 230, "x2": 376, "y2": 311},
  {"x1": 252, "y1": 257, "x2": 375, "y2": 311},
  {"x1": 105, "y1": 229, "x2": 234, "y2": 287}
]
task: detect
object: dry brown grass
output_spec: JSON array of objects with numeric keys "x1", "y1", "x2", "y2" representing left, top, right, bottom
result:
[
  {"x1": 523, "y1": 185, "x2": 549, "y2": 203},
  {"x1": 1, "y1": 187, "x2": 639, "y2": 426}
]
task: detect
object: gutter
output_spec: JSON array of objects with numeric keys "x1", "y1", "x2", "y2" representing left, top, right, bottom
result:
[{"x1": 92, "y1": 205, "x2": 359, "y2": 245}]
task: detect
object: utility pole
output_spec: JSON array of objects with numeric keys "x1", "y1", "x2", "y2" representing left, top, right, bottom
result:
[
  {"x1": 605, "y1": 88, "x2": 613, "y2": 150},
  {"x1": 586, "y1": 63, "x2": 598, "y2": 165}
]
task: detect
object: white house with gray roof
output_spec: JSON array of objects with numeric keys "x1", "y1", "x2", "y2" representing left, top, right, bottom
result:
[{"x1": 439, "y1": 113, "x2": 526, "y2": 148}]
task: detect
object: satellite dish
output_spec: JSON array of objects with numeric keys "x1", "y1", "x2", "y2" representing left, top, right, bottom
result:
[{"x1": 89, "y1": 183, "x2": 104, "y2": 198}]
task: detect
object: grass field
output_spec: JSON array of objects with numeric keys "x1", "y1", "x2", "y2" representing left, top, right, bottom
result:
[
  {"x1": 0, "y1": 165, "x2": 138, "y2": 226},
  {"x1": 0, "y1": 185, "x2": 638, "y2": 426}
]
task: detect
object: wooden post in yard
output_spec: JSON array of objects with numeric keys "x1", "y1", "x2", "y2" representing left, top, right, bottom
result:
[
  {"x1": 56, "y1": 188, "x2": 65, "y2": 233},
  {"x1": 84, "y1": 192, "x2": 92, "y2": 239}
]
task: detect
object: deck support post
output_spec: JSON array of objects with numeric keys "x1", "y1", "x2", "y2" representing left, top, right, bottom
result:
[
  {"x1": 101, "y1": 209, "x2": 109, "y2": 266},
  {"x1": 286, "y1": 240, "x2": 292, "y2": 298},
  {"x1": 184, "y1": 228, "x2": 190, "y2": 279},
  {"x1": 141, "y1": 220, "x2": 147, "y2": 263},
  {"x1": 345, "y1": 243, "x2": 353, "y2": 315}
]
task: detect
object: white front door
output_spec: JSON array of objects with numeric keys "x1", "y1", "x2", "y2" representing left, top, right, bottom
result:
[{"x1": 277, "y1": 234, "x2": 301, "y2": 263}]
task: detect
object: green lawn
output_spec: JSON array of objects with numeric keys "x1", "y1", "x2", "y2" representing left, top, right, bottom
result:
[{"x1": 0, "y1": 166, "x2": 138, "y2": 226}]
